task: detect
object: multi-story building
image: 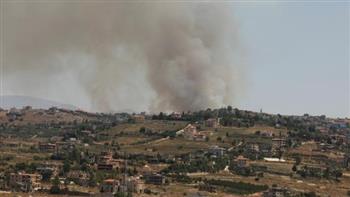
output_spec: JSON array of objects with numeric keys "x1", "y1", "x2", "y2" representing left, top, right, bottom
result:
[
  {"x1": 144, "y1": 173, "x2": 166, "y2": 185},
  {"x1": 38, "y1": 142, "x2": 56, "y2": 152},
  {"x1": 100, "y1": 179, "x2": 120, "y2": 193},
  {"x1": 183, "y1": 124, "x2": 197, "y2": 140},
  {"x1": 67, "y1": 170, "x2": 90, "y2": 186},
  {"x1": 234, "y1": 155, "x2": 250, "y2": 168},
  {"x1": 126, "y1": 176, "x2": 144, "y2": 193},
  {"x1": 262, "y1": 186, "x2": 288, "y2": 197},
  {"x1": 208, "y1": 145, "x2": 225, "y2": 157},
  {"x1": 205, "y1": 118, "x2": 220, "y2": 128},
  {"x1": 271, "y1": 138, "x2": 287, "y2": 154},
  {"x1": 97, "y1": 151, "x2": 123, "y2": 171},
  {"x1": 9, "y1": 172, "x2": 42, "y2": 192}
]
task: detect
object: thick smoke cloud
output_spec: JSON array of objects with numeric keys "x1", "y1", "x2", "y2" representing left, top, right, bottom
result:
[{"x1": 2, "y1": 2, "x2": 244, "y2": 112}]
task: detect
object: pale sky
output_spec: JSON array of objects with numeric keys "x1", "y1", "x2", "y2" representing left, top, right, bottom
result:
[{"x1": 233, "y1": 2, "x2": 349, "y2": 118}]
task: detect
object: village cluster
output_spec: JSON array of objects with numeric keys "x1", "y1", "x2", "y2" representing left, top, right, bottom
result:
[{"x1": 0, "y1": 106, "x2": 349, "y2": 196}]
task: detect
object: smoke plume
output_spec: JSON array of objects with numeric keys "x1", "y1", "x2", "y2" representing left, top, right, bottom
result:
[{"x1": 2, "y1": 2, "x2": 244, "y2": 112}]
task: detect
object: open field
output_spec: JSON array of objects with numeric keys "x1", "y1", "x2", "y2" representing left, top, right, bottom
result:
[
  {"x1": 108, "y1": 120, "x2": 188, "y2": 135},
  {"x1": 189, "y1": 171, "x2": 350, "y2": 197}
]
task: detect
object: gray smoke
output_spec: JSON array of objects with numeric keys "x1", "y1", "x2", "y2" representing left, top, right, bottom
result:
[{"x1": 2, "y1": 2, "x2": 244, "y2": 112}]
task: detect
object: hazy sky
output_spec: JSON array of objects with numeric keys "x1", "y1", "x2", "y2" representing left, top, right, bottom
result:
[
  {"x1": 1, "y1": 1, "x2": 349, "y2": 117},
  {"x1": 233, "y1": 2, "x2": 349, "y2": 118}
]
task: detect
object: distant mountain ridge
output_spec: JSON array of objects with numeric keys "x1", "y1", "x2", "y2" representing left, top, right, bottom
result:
[{"x1": 0, "y1": 95, "x2": 78, "y2": 110}]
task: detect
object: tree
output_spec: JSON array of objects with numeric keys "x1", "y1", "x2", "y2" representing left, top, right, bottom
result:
[
  {"x1": 15, "y1": 162, "x2": 27, "y2": 171},
  {"x1": 139, "y1": 127, "x2": 146, "y2": 134},
  {"x1": 68, "y1": 147, "x2": 81, "y2": 163},
  {"x1": 63, "y1": 160, "x2": 71, "y2": 174},
  {"x1": 295, "y1": 156, "x2": 302, "y2": 166},
  {"x1": 28, "y1": 162, "x2": 38, "y2": 173},
  {"x1": 144, "y1": 189, "x2": 152, "y2": 194},
  {"x1": 115, "y1": 192, "x2": 127, "y2": 197},
  {"x1": 88, "y1": 172, "x2": 97, "y2": 187},
  {"x1": 41, "y1": 170, "x2": 53, "y2": 181},
  {"x1": 158, "y1": 112, "x2": 165, "y2": 120},
  {"x1": 323, "y1": 167, "x2": 330, "y2": 179},
  {"x1": 333, "y1": 169, "x2": 343, "y2": 180},
  {"x1": 50, "y1": 176, "x2": 61, "y2": 194},
  {"x1": 304, "y1": 192, "x2": 317, "y2": 197}
]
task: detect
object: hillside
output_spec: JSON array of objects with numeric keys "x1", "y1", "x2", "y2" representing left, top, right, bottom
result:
[{"x1": 0, "y1": 95, "x2": 77, "y2": 110}]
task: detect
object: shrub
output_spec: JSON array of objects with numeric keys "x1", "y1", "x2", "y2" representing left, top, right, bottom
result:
[{"x1": 206, "y1": 179, "x2": 268, "y2": 195}]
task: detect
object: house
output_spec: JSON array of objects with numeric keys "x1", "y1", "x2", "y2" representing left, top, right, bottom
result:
[
  {"x1": 263, "y1": 186, "x2": 288, "y2": 197},
  {"x1": 36, "y1": 166, "x2": 59, "y2": 178},
  {"x1": 138, "y1": 164, "x2": 157, "y2": 175},
  {"x1": 234, "y1": 155, "x2": 250, "y2": 168},
  {"x1": 271, "y1": 138, "x2": 287, "y2": 153},
  {"x1": 180, "y1": 124, "x2": 208, "y2": 141},
  {"x1": 259, "y1": 144, "x2": 273, "y2": 156},
  {"x1": 9, "y1": 172, "x2": 42, "y2": 192},
  {"x1": 144, "y1": 173, "x2": 166, "y2": 185},
  {"x1": 199, "y1": 183, "x2": 216, "y2": 193},
  {"x1": 56, "y1": 142, "x2": 75, "y2": 153},
  {"x1": 132, "y1": 115, "x2": 145, "y2": 123},
  {"x1": 0, "y1": 111, "x2": 7, "y2": 122},
  {"x1": 100, "y1": 179, "x2": 120, "y2": 193},
  {"x1": 97, "y1": 158, "x2": 124, "y2": 171},
  {"x1": 48, "y1": 107, "x2": 59, "y2": 114},
  {"x1": 261, "y1": 131, "x2": 274, "y2": 137},
  {"x1": 67, "y1": 137, "x2": 81, "y2": 144},
  {"x1": 80, "y1": 130, "x2": 92, "y2": 136},
  {"x1": 188, "y1": 151, "x2": 206, "y2": 161},
  {"x1": 183, "y1": 124, "x2": 197, "y2": 140},
  {"x1": 7, "y1": 108, "x2": 23, "y2": 121},
  {"x1": 193, "y1": 133, "x2": 207, "y2": 141},
  {"x1": 316, "y1": 126, "x2": 329, "y2": 134},
  {"x1": 97, "y1": 151, "x2": 124, "y2": 171},
  {"x1": 38, "y1": 142, "x2": 56, "y2": 152},
  {"x1": 249, "y1": 143, "x2": 260, "y2": 152},
  {"x1": 208, "y1": 145, "x2": 225, "y2": 157},
  {"x1": 263, "y1": 158, "x2": 286, "y2": 162},
  {"x1": 330, "y1": 134, "x2": 347, "y2": 145},
  {"x1": 98, "y1": 151, "x2": 114, "y2": 163},
  {"x1": 331, "y1": 119, "x2": 348, "y2": 129},
  {"x1": 205, "y1": 118, "x2": 220, "y2": 128},
  {"x1": 1, "y1": 142, "x2": 21, "y2": 148},
  {"x1": 97, "y1": 163, "x2": 116, "y2": 171},
  {"x1": 126, "y1": 176, "x2": 144, "y2": 193},
  {"x1": 67, "y1": 170, "x2": 90, "y2": 186},
  {"x1": 170, "y1": 112, "x2": 182, "y2": 119},
  {"x1": 86, "y1": 155, "x2": 97, "y2": 164}
]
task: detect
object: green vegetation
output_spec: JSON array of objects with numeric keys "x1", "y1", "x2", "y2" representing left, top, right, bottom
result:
[
  {"x1": 205, "y1": 179, "x2": 268, "y2": 195},
  {"x1": 50, "y1": 176, "x2": 61, "y2": 194}
]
